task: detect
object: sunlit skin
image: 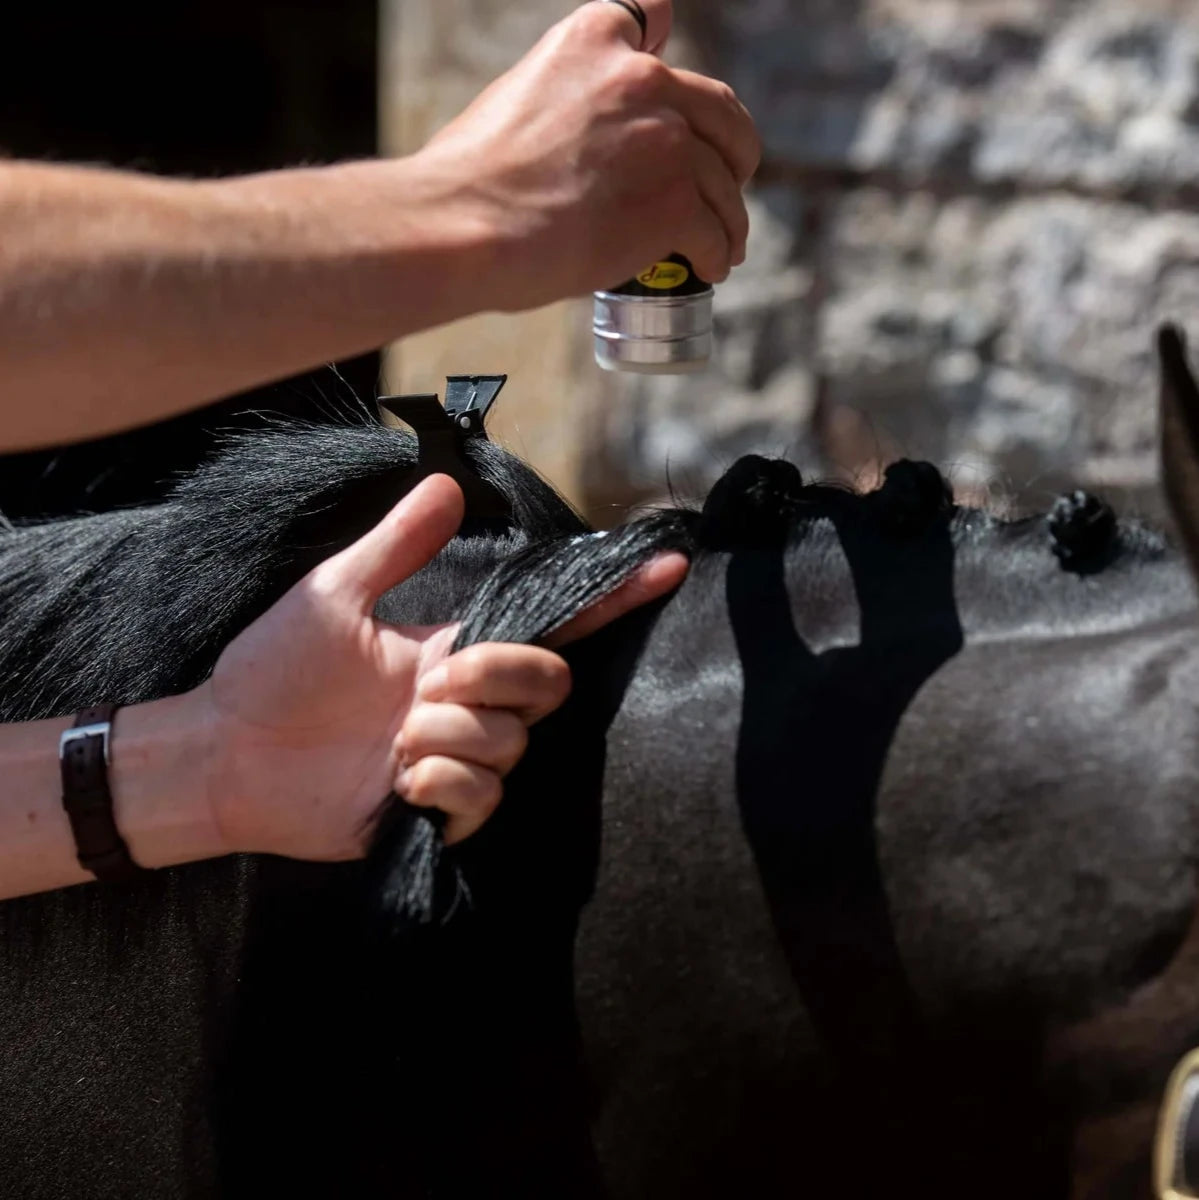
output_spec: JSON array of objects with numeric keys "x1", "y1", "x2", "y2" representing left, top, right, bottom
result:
[
  {"x1": 0, "y1": 0, "x2": 756, "y2": 897},
  {"x1": 0, "y1": 0, "x2": 758, "y2": 451}
]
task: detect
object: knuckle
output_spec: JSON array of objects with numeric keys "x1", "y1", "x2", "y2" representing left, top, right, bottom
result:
[
  {"x1": 512, "y1": 732, "x2": 531, "y2": 769},
  {"x1": 540, "y1": 15, "x2": 575, "y2": 53},
  {"x1": 398, "y1": 705, "x2": 437, "y2": 754},
  {"x1": 500, "y1": 719, "x2": 530, "y2": 766},
  {"x1": 693, "y1": 243, "x2": 729, "y2": 282},
  {"x1": 549, "y1": 658, "x2": 573, "y2": 701},
  {"x1": 402, "y1": 758, "x2": 439, "y2": 804},
  {"x1": 614, "y1": 53, "x2": 671, "y2": 104},
  {"x1": 482, "y1": 771, "x2": 503, "y2": 809},
  {"x1": 549, "y1": 3, "x2": 616, "y2": 54},
  {"x1": 446, "y1": 646, "x2": 491, "y2": 697},
  {"x1": 532, "y1": 652, "x2": 572, "y2": 703},
  {"x1": 653, "y1": 110, "x2": 691, "y2": 156},
  {"x1": 304, "y1": 561, "x2": 343, "y2": 600},
  {"x1": 620, "y1": 111, "x2": 691, "y2": 182},
  {"x1": 569, "y1": 1, "x2": 614, "y2": 43},
  {"x1": 464, "y1": 770, "x2": 503, "y2": 815},
  {"x1": 716, "y1": 81, "x2": 739, "y2": 109},
  {"x1": 745, "y1": 135, "x2": 763, "y2": 179}
]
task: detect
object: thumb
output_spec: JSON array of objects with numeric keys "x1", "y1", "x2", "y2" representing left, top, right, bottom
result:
[{"x1": 326, "y1": 474, "x2": 466, "y2": 607}]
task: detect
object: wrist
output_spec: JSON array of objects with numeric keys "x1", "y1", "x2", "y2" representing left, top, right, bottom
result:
[{"x1": 108, "y1": 687, "x2": 230, "y2": 869}]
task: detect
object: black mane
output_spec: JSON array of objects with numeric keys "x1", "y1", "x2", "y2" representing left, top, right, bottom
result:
[
  {"x1": 0, "y1": 420, "x2": 583, "y2": 722},
  {"x1": 0, "y1": 422, "x2": 1181, "y2": 726}
]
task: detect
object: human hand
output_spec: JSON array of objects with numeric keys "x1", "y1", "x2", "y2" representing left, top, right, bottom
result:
[
  {"x1": 412, "y1": 0, "x2": 760, "y2": 309},
  {"x1": 201, "y1": 475, "x2": 687, "y2": 858}
]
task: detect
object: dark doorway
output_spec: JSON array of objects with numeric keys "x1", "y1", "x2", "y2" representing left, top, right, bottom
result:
[{"x1": 0, "y1": 0, "x2": 380, "y2": 517}]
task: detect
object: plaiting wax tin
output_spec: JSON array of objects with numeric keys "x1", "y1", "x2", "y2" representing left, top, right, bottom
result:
[{"x1": 593, "y1": 253, "x2": 714, "y2": 374}]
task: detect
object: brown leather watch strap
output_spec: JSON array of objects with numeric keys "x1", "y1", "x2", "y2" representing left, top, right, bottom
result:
[{"x1": 59, "y1": 704, "x2": 148, "y2": 883}]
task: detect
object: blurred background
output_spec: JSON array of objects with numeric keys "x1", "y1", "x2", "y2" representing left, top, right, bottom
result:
[{"x1": 4, "y1": 0, "x2": 1197, "y2": 524}]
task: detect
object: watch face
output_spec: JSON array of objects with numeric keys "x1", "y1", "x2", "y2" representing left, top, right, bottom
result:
[{"x1": 1156, "y1": 1049, "x2": 1199, "y2": 1198}]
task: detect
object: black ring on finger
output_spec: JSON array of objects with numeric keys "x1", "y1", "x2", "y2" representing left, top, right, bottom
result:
[{"x1": 596, "y1": 0, "x2": 648, "y2": 50}]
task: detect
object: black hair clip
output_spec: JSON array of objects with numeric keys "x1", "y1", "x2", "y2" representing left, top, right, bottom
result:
[{"x1": 378, "y1": 375, "x2": 510, "y2": 519}]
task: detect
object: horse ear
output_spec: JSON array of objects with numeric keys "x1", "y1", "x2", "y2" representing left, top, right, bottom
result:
[{"x1": 1159, "y1": 324, "x2": 1199, "y2": 577}]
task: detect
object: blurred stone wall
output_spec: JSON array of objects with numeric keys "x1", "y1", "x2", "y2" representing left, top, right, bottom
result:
[
  {"x1": 599, "y1": 0, "x2": 1199, "y2": 517},
  {"x1": 383, "y1": 0, "x2": 1199, "y2": 520}
]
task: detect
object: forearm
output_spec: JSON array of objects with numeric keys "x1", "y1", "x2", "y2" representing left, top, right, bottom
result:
[
  {"x1": 0, "y1": 689, "x2": 225, "y2": 900},
  {"x1": 0, "y1": 156, "x2": 497, "y2": 452}
]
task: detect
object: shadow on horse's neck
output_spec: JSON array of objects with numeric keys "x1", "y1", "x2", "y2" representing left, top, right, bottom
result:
[
  {"x1": 728, "y1": 508, "x2": 1069, "y2": 1192},
  {"x1": 729, "y1": 504, "x2": 962, "y2": 1062}
]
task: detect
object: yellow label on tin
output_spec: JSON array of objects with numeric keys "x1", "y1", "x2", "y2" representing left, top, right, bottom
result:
[{"x1": 637, "y1": 261, "x2": 690, "y2": 289}]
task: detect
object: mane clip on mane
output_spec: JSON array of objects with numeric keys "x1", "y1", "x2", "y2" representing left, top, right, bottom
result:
[{"x1": 379, "y1": 375, "x2": 510, "y2": 520}]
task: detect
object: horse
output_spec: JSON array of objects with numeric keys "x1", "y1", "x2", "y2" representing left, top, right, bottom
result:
[{"x1": 3, "y1": 328, "x2": 1199, "y2": 1198}]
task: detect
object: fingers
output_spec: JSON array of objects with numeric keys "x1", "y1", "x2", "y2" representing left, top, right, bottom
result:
[
  {"x1": 397, "y1": 654, "x2": 561, "y2": 844},
  {"x1": 416, "y1": 643, "x2": 571, "y2": 725},
  {"x1": 545, "y1": 551, "x2": 689, "y2": 648},
  {"x1": 396, "y1": 703, "x2": 527, "y2": 842},
  {"x1": 691, "y1": 138, "x2": 749, "y2": 271},
  {"x1": 397, "y1": 756, "x2": 502, "y2": 845},
  {"x1": 569, "y1": 13, "x2": 757, "y2": 281},
  {"x1": 669, "y1": 68, "x2": 762, "y2": 186},
  {"x1": 396, "y1": 547, "x2": 688, "y2": 844},
  {"x1": 578, "y1": 0, "x2": 672, "y2": 55},
  {"x1": 396, "y1": 706, "x2": 527, "y2": 845},
  {"x1": 399, "y1": 703, "x2": 529, "y2": 776},
  {"x1": 324, "y1": 474, "x2": 465, "y2": 609},
  {"x1": 668, "y1": 69, "x2": 758, "y2": 276},
  {"x1": 677, "y1": 187, "x2": 734, "y2": 284}
]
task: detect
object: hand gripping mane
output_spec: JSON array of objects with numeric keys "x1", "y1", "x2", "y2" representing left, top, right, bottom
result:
[{"x1": 373, "y1": 375, "x2": 511, "y2": 928}]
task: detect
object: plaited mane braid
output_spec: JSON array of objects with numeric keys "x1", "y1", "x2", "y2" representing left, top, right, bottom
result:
[
  {"x1": 696, "y1": 455, "x2": 805, "y2": 551},
  {"x1": 868, "y1": 460, "x2": 954, "y2": 536},
  {"x1": 1047, "y1": 490, "x2": 1118, "y2": 573}
]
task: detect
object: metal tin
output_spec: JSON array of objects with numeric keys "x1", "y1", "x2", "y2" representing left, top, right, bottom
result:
[
  {"x1": 593, "y1": 287, "x2": 714, "y2": 374},
  {"x1": 593, "y1": 253, "x2": 714, "y2": 373}
]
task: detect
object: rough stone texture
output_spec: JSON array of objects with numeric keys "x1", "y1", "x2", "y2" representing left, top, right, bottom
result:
[
  {"x1": 820, "y1": 190, "x2": 1199, "y2": 502},
  {"x1": 380, "y1": 0, "x2": 1199, "y2": 518},
  {"x1": 709, "y1": 0, "x2": 1199, "y2": 194},
  {"x1": 584, "y1": 0, "x2": 1199, "y2": 518}
]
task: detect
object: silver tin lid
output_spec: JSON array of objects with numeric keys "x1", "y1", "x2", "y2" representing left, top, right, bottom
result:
[{"x1": 593, "y1": 288, "x2": 714, "y2": 374}]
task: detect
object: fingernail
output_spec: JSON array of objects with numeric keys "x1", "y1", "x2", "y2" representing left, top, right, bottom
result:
[
  {"x1": 417, "y1": 665, "x2": 449, "y2": 702},
  {"x1": 396, "y1": 768, "x2": 413, "y2": 796}
]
